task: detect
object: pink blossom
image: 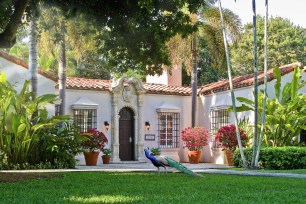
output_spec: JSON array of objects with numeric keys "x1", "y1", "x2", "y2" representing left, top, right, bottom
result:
[{"x1": 181, "y1": 127, "x2": 209, "y2": 151}]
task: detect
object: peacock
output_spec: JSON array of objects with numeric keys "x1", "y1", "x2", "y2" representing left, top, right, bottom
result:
[{"x1": 144, "y1": 149, "x2": 203, "y2": 177}]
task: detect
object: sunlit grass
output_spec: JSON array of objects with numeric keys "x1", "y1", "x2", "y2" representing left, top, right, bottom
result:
[
  {"x1": 67, "y1": 195, "x2": 143, "y2": 203},
  {"x1": 1, "y1": 172, "x2": 305, "y2": 203}
]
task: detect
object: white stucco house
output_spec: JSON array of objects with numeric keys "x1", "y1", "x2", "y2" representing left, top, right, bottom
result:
[{"x1": 0, "y1": 50, "x2": 305, "y2": 165}]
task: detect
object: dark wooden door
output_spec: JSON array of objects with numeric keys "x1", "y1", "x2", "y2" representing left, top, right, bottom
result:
[{"x1": 119, "y1": 107, "x2": 134, "y2": 160}]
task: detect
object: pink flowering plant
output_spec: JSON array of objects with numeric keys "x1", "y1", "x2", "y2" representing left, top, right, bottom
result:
[
  {"x1": 215, "y1": 124, "x2": 248, "y2": 151},
  {"x1": 81, "y1": 128, "x2": 108, "y2": 152},
  {"x1": 181, "y1": 127, "x2": 209, "y2": 151}
]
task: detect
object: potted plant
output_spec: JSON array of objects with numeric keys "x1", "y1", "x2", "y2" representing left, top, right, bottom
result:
[
  {"x1": 181, "y1": 126, "x2": 209, "y2": 164},
  {"x1": 215, "y1": 124, "x2": 248, "y2": 166},
  {"x1": 102, "y1": 148, "x2": 112, "y2": 164},
  {"x1": 81, "y1": 128, "x2": 108, "y2": 166},
  {"x1": 150, "y1": 147, "x2": 161, "y2": 156}
]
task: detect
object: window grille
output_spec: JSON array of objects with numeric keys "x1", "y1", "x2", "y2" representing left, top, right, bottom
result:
[
  {"x1": 157, "y1": 112, "x2": 180, "y2": 148},
  {"x1": 73, "y1": 109, "x2": 97, "y2": 132},
  {"x1": 210, "y1": 108, "x2": 229, "y2": 135}
]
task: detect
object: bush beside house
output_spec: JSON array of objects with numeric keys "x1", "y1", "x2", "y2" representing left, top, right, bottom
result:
[{"x1": 234, "y1": 147, "x2": 306, "y2": 169}]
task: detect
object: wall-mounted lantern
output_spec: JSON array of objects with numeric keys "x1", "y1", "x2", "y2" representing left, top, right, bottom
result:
[
  {"x1": 145, "y1": 121, "x2": 150, "y2": 131},
  {"x1": 104, "y1": 121, "x2": 110, "y2": 131}
]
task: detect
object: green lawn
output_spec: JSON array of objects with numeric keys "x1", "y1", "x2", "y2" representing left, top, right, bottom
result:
[
  {"x1": 1, "y1": 172, "x2": 305, "y2": 203},
  {"x1": 227, "y1": 168, "x2": 306, "y2": 174}
]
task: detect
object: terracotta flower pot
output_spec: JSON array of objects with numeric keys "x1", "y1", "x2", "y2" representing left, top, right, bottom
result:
[
  {"x1": 225, "y1": 150, "x2": 234, "y2": 166},
  {"x1": 102, "y1": 155, "x2": 111, "y2": 164},
  {"x1": 84, "y1": 152, "x2": 99, "y2": 166},
  {"x1": 188, "y1": 151, "x2": 201, "y2": 164}
]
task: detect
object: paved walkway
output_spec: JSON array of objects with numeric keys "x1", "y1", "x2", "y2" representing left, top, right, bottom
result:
[{"x1": 1, "y1": 162, "x2": 306, "y2": 179}]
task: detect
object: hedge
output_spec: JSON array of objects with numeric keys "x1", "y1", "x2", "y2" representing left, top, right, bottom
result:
[{"x1": 233, "y1": 146, "x2": 306, "y2": 169}]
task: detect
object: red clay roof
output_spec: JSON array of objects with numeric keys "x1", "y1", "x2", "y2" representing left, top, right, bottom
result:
[
  {"x1": 65, "y1": 77, "x2": 193, "y2": 96},
  {"x1": 143, "y1": 83, "x2": 192, "y2": 96},
  {"x1": 66, "y1": 62, "x2": 303, "y2": 96},
  {"x1": 66, "y1": 77, "x2": 111, "y2": 90},
  {"x1": 198, "y1": 62, "x2": 303, "y2": 95},
  {"x1": 0, "y1": 51, "x2": 58, "y2": 81}
]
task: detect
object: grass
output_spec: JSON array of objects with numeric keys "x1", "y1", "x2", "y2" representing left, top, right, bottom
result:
[
  {"x1": 225, "y1": 168, "x2": 306, "y2": 174},
  {"x1": 0, "y1": 172, "x2": 305, "y2": 203}
]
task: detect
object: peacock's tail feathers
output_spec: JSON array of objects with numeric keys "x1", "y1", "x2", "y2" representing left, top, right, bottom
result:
[{"x1": 164, "y1": 157, "x2": 204, "y2": 177}]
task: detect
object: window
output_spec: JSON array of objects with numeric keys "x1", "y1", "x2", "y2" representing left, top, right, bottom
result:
[
  {"x1": 73, "y1": 109, "x2": 97, "y2": 132},
  {"x1": 210, "y1": 107, "x2": 230, "y2": 134},
  {"x1": 157, "y1": 112, "x2": 180, "y2": 148}
]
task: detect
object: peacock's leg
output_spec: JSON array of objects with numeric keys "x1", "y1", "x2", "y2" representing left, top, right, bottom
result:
[
  {"x1": 163, "y1": 166, "x2": 167, "y2": 174},
  {"x1": 158, "y1": 167, "x2": 160, "y2": 176}
]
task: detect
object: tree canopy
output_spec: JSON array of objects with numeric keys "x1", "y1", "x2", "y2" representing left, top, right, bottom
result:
[
  {"x1": 0, "y1": 0, "x2": 207, "y2": 75},
  {"x1": 230, "y1": 16, "x2": 305, "y2": 75}
]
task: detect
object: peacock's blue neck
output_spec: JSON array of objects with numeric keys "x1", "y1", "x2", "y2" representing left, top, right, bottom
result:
[{"x1": 144, "y1": 149, "x2": 153, "y2": 159}]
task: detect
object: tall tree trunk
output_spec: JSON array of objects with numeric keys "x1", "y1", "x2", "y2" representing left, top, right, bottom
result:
[
  {"x1": 218, "y1": 0, "x2": 248, "y2": 168},
  {"x1": 255, "y1": 0, "x2": 269, "y2": 167},
  {"x1": 251, "y1": 0, "x2": 259, "y2": 169},
  {"x1": 191, "y1": 32, "x2": 198, "y2": 127},
  {"x1": 29, "y1": 18, "x2": 38, "y2": 98},
  {"x1": 58, "y1": 20, "x2": 66, "y2": 116}
]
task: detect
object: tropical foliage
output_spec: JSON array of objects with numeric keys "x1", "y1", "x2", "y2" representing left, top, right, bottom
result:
[
  {"x1": 0, "y1": 72, "x2": 84, "y2": 169},
  {"x1": 0, "y1": 72, "x2": 65, "y2": 164},
  {"x1": 37, "y1": 122, "x2": 84, "y2": 168},
  {"x1": 181, "y1": 127, "x2": 209, "y2": 151},
  {"x1": 234, "y1": 66, "x2": 306, "y2": 147}
]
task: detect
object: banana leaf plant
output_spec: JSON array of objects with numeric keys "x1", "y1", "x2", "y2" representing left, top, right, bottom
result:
[
  {"x1": 231, "y1": 66, "x2": 306, "y2": 148},
  {"x1": 0, "y1": 72, "x2": 67, "y2": 164}
]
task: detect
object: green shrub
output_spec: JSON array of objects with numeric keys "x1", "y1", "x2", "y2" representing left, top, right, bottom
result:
[
  {"x1": 36, "y1": 121, "x2": 84, "y2": 169},
  {"x1": 234, "y1": 147, "x2": 306, "y2": 169}
]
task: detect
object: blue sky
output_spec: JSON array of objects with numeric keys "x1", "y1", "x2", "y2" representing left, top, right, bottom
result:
[{"x1": 220, "y1": 0, "x2": 305, "y2": 27}]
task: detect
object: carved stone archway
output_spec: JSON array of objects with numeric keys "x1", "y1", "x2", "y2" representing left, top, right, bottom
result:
[{"x1": 110, "y1": 77, "x2": 146, "y2": 162}]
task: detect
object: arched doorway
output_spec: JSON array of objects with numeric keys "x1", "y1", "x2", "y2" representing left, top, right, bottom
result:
[{"x1": 119, "y1": 107, "x2": 134, "y2": 160}]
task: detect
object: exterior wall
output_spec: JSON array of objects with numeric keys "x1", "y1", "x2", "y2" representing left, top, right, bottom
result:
[
  {"x1": 199, "y1": 70, "x2": 305, "y2": 163},
  {"x1": 142, "y1": 94, "x2": 192, "y2": 162},
  {"x1": 65, "y1": 87, "x2": 195, "y2": 164},
  {"x1": 0, "y1": 57, "x2": 56, "y2": 114},
  {"x1": 64, "y1": 89, "x2": 112, "y2": 165}
]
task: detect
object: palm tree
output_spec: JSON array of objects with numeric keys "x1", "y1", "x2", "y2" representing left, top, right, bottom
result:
[
  {"x1": 191, "y1": 32, "x2": 198, "y2": 127},
  {"x1": 58, "y1": 19, "x2": 66, "y2": 116},
  {"x1": 217, "y1": 0, "x2": 248, "y2": 168},
  {"x1": 166, "y1": 2, "x2": 242, "y2": 127},
  {"x1": 28, "y1": 3, "x2": 37, "y2": 98},
  {"x1": 251, "y1": 0, "x2": 259, "y2": 169},
  {"x1": 255, "y1": 0, "x2": 269, "y2": 167}
]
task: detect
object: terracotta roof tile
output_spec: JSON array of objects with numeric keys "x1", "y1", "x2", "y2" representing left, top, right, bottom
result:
[
  {"x1": 143, "y1": 83, "x2": 192, "y2": 96},
  {"x1": 0, "y1": 51, "x2": 57, "y2": 81},
  {"x1": 198, "y1": 62, "x2": 303, "y2": 95},
  {"x1": 65, "y1": 77, "x2": 192, "y2": 95},
  {"x1": 66, "y1": 77, "x2": 111, "y2": 91}
]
